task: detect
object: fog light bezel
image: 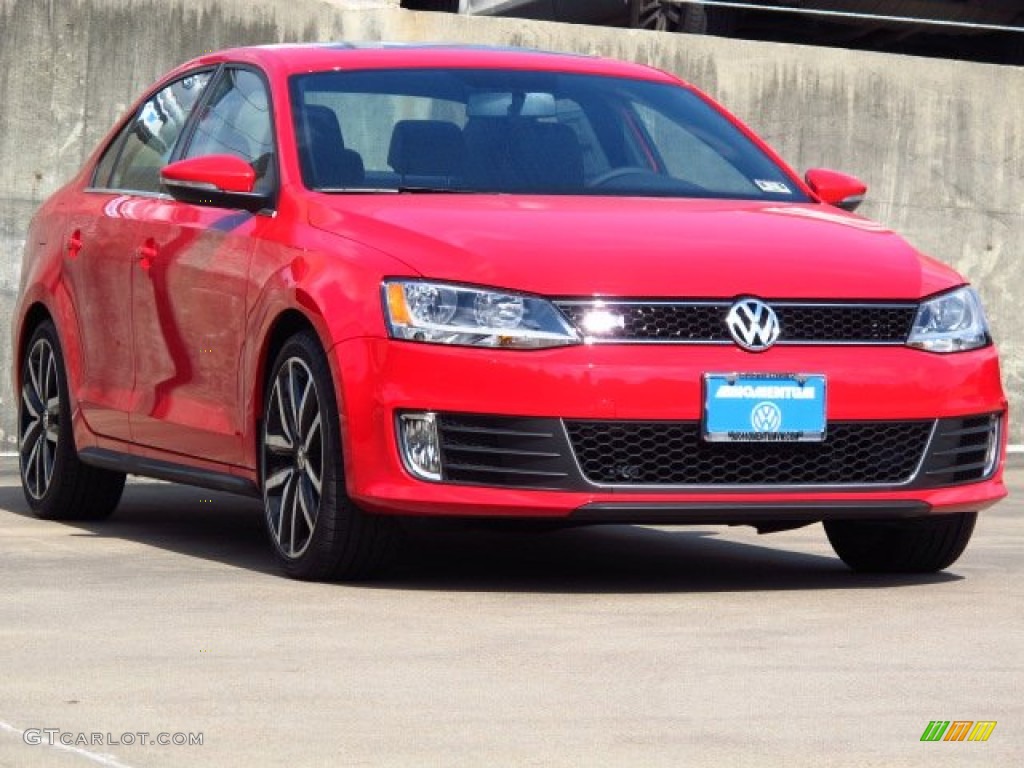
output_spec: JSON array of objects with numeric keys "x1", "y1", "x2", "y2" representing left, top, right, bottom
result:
[
  {"x1": 397, "y1": 411, "x2": 443, "y2": 482},
  {"x1": 983, "y1": 413, "x2": 1003, "y2": 478}
]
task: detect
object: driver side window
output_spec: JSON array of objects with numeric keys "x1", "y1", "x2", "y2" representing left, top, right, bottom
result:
[{"x1": 183, "y1": 68, "x2": 276, "y2": 195}]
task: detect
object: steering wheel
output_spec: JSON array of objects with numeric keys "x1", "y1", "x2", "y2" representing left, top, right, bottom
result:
[{"x1": 587, "y1": 166, "x2": 655, "y2": 188}]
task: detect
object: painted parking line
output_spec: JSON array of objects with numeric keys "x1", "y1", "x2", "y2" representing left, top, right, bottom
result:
[{"x1": 0, "y1": 720, "x2": 137, "y2": 768}]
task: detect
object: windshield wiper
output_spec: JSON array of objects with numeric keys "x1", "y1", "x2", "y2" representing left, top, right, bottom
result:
[
  {"x1": 316, "y1": 186, "x2": 466, "y2": 194},
  {"x1": 397, "y1": 185, "x2": 463, "y2": 194}
]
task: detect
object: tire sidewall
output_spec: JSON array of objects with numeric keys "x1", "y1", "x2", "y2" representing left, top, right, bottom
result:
[
  {"x1": 260, "y1": 332, "x2": 343, "y2": 575},
  {"x1": 19, "y1": 322, "x2": 73, "y2": 513}
]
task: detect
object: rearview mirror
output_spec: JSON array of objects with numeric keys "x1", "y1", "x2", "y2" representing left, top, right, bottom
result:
[
  {"x1": 467, "y1": 91, "x2": 557, "y2": 118},
  {"x1": 804, "y1": 168, "x2": 867, "y2": 212},
  {"x1": 161, "y1": 154, "x2": 270, "y2": 213}
]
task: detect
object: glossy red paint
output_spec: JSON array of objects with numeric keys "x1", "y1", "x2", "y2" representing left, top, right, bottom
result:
[
  {"x1": 305, "y1": 195, "x2": 959, "y2": 300},
  {"x1": 331, "y1": 338, "x2": 1007, "y2": 517},
  {"x1": 125, "y1": 198, "x2": 259, "y2": 465},
  {"x1": 162, "y1": 154, "x2": 258, "y2": 193},
  {"x1": 13, "y1": 44, "x2": 1007, "y2": 531},
  {"x1": 62, "y1": 194, "x2": 138, "y2": 441},
  {"x1": 804, "y1": 168, "x2": 868, "y2": 208}
]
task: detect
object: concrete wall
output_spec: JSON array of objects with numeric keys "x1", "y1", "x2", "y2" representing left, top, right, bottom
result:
[{"x1": 1, "y1": 0, "x2": 1021, "y2": 448}]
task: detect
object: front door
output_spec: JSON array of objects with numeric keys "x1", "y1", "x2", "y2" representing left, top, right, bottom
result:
[{"x1": 128, "y1": 67, "x2": 276, "y2": 466}]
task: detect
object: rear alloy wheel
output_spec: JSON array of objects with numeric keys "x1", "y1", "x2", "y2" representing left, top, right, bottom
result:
[
  {"x1": 824, "y1": 513, "x2": 977, "y2": 573},
  {"x1": 18, "y1": 321, "x2": 125, "y2": 519},
  {"x1": 261, "y1": 331, "x2": 398, "y2": 580}
]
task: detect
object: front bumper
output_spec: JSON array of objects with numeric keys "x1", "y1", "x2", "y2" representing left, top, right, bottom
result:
[{"x1": 331, "y1": 338, "x2": 1008, "y2": 521}]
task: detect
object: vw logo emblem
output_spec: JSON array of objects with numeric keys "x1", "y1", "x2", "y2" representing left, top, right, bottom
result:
[
  {"x1": 725, "y1": 297, "x2": 781, "y2": 352},
  {"x1": 751, "y1": 402, "x2": 783, "y2": 432}
]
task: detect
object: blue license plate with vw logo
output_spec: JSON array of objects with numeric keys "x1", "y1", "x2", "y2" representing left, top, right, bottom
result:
[{"x1": 703, "y1": 373, "x2": 826, "y2": 443}]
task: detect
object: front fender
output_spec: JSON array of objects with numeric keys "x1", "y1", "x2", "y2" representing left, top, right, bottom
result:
[{"x1": 240, "y1": 227, "x2": 419, "y2": 470}]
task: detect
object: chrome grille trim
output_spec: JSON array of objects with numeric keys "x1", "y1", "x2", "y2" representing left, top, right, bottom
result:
[
  {"x1": 917, "y1": 413, "x2": 1002, "y2": 484},
  {"x1": 554, "y1": 299, "x2": 918, "y2": 345},
  {"x1": 429, "y1": 413, "x2": 1000, "y2": 491},
  {"x1": 435, "y1": 414, "x2": 579, "y2": 489}
]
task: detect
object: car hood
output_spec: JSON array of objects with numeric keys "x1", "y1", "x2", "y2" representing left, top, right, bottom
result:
[{"x1": 307, "y1": 195, "x2": 962, "y2": 299}]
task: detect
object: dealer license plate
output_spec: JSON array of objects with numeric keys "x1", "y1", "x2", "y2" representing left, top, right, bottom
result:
[{"x1": 704, "y1": 373, "x2": 826, "y2": 443}]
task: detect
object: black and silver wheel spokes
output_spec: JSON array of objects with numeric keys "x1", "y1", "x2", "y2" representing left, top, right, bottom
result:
[
  {"x1": 263, "y1": 357, "x2": 324, "y2": 559},
  {"x1": 634, "y1": 0, "x2": 682, "y2": 31},
  {"x1": 19, "y1": 339, "x2": 60, "y2": 500}
]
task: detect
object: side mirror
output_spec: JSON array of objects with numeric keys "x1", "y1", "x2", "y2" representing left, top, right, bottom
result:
[
  {"x1": 161, "y1": 154, "x2": 270, "y2": 213},
  {"x1": 804, "y1": 168, "x2": 867, "y2": 212}
]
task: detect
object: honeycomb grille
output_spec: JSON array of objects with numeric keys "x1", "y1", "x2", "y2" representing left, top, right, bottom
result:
[
  {"x1": 554, "y1": 301, "x2": 917, "y2": 343},
  {"x1": 564, "y1": 420, "x2": 934, "y2": 486},
  {"x1": 428, "y1": 414, "x2": 998, "y2": 490}
]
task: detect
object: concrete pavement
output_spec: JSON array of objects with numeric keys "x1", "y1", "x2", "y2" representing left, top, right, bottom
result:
[{"x1": 0, "y1": 462, "x2": 1020, "y2": 767}]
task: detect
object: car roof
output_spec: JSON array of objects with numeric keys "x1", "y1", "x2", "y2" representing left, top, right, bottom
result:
[{"x1": 174, "y1": 42, "x2": 684, "y2": 86}]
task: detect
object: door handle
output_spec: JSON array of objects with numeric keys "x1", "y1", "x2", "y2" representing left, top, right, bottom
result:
[
  {"x1": 137, "y1": 239, "x2": 158, "y2": 270},
  {"x1": 67, "y1": 230, "x2": 83, "y2": 260}
]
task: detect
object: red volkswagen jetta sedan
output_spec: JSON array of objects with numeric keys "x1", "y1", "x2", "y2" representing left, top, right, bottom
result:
[{"x1": 14, "y1": 44, "x2": 1007, "y2": 580}]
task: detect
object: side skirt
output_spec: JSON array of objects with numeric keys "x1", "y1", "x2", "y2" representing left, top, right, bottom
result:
[{"x1": 79, "y1": 447, "x2": 260, "y2": 498}]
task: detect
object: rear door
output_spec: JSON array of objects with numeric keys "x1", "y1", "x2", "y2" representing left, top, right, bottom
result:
[{"x1": 66, "y1": 71, "x2": 213, "y2": 440}]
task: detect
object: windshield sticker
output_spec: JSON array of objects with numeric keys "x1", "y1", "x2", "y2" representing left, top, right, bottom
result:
[{"x1": 755, "y1": 179, "x2": 792, "y2": 194}]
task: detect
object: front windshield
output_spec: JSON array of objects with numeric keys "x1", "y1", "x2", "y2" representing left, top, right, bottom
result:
[{"x1": 289, "y1": 67, "x2": 808, "y2": 201}]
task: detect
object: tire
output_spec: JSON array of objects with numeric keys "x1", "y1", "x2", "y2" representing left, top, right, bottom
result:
[
  {"x1": 632, "y1": 0, "x2": 687, "y2": 31},
  {"x1": 998, "y1": 32, "x2": 1024, "y2": 65},
  {"x1": 260, "y1": 331, "x2": 399, "y2": 580},
  {"x1": 400, "y1": 1, "x2": 459, "y2": 11},
  {"x1": 18, "y1": 321, "x2": 125, "y2": 520},
  {"x1": 630, "y1": 1, "x2": 737, "y2": 34},
  {"x1": 824, "y1": 513, "x2": 977, "y2": 573}
]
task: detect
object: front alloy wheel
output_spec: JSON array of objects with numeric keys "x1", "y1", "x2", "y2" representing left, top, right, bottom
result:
[
  {"x1": 260, "y1": 331, "x2": 399, "y2": 580},
  {"x1": 263, "y1": 356, "x2": 324, "y2": 560}
]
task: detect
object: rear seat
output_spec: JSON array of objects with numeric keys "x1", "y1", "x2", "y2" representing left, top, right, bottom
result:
[{"x1": 463, "y1": 117, "x2": 584, "y2": 192}]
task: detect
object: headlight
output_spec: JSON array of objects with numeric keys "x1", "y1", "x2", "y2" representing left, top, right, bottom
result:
[
  {"x1": 907, "y1": 286, "x2": 990, "y2": 353},
  {"x1": 383, "y1": 280, "x2": 581, "y2": 349}
]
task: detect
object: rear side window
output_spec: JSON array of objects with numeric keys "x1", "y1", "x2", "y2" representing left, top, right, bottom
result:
[{"x1": 95, "y1": 71, "x2": 212, "y2": 193}]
